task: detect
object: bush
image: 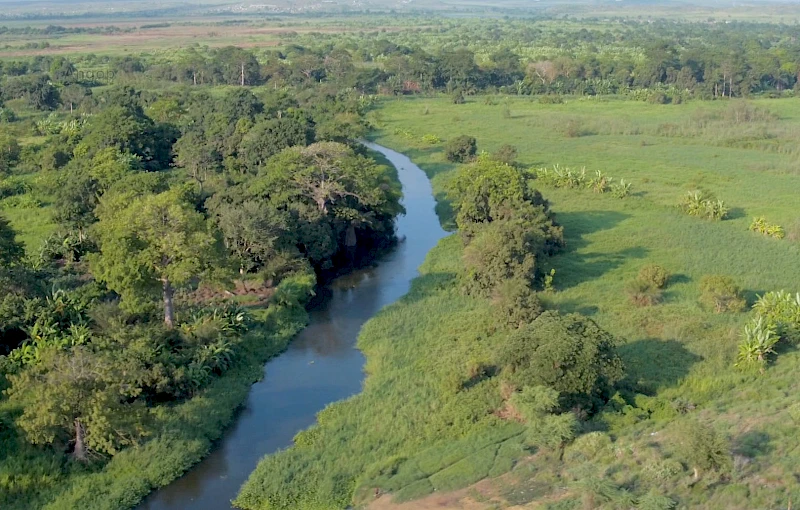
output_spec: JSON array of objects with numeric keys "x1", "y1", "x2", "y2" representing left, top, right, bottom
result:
[
  {"x1": 625, "y1": 279, "x2": 663, "y2": 307},
  {"x1": 491, "y1": 144, "x2": 518, "y2": 166},
  {"x1": 680, "y1": 191, "x2": 728, "y2": 221},
  {"x1": 674, "y1": 420, "x2": 732, "y2": 479},
  {"x1": 735, "y1": 316, "x2": 779, "y2": 372},
  {"x1": 420, "y1": 133, "x2": 441, "y2": 145},
  {"x1": 463, "y1": 220, "x2": 536, "y2": 297},
  {"x1": 539, "y1": 95, "x2": 564, "y2": 104},
  {"x1": 639, "y1": 264, "x2": 669, "y2": 289},
  {"x1": 699, "y1": 275, "x2": 746, "y2": 313},
  {"x1": 444, "y1": 135, "x2": 477, "y2": 163},
  {"x1": 749, "y1": 217, "x2": 785, "y2": 239},
  {"x1": 498, "y1": 311, "x2": 625, "y2": 412},
  {"x1": 751, "y1": 290, "x2": 800, "y2": 343},
  {"x1": 493, "y1": 278, "x2": 543, "y2": 329}
]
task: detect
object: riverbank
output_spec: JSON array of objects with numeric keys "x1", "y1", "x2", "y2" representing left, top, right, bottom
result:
[{"x1": 36, "y1": 292, "x2": 310, "y2": 510}]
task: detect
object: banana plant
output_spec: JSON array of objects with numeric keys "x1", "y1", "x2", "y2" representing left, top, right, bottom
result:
[{"x1": 735, "y1": 317, "x2": 779, "y2": 372}]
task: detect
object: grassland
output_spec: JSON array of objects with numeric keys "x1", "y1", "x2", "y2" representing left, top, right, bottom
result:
[
  {"x1": 368, "y1": 96, "x2": 800, "y2": 507},
  {"x1": 238, "y1": 95, "x2": 800, "y2": 509}
]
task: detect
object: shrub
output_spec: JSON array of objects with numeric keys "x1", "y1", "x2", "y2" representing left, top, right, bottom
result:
[
  {"x1": 638, "y1": 264, "x2": 669, "y2": 289},
  {"x1": 463, "y1": 220, "x2": 536, "y2": 297},
  {"x1": 588, "y1": 170, "x2": 611, "y2": 193},
  {"x1": 533, "y1": 165, "x2": 587, "y2": 188},
  {"x1": 562, "y1": 119, "x2": 586, "y2": 138},
  {"x1": 610, "y1": 179, "x2": 632, "y2": 198},
  {"x1": 625, "y1": 279, "x2": 663, "y2": 307},
  {"x1": 680, "y1": 191, "x2": 728, "y2": 221},
  {"x1": 699, "y1": 275, "x2": 746, "y2": 313},
  {"x1": 751, "y1": 290, "x2": 800, "y2": 343},
  {"x1": 498, "y1": 311, "x2": 625, "y2": 412},
  {"x1": 539, "y1": 95, "x2": 564, "y2": 104},
  {"x1": 491, "y1": 144, "x2": 518, "y2": 166},
  {"x1": 749, "y1": 217, "x2": 785, "y2": 239},
  {"x1": 674, "y1": 420, "x2": 732, "y2": 479},
  {"x1": 493, "y1": 278, "x2": 543, "y2": 329},
  {"x1": 444, "y1": 135, "x2": 477, "y2": 163},
  {"x1": 735, "y1": 316, "x2": 779, "y2": 372},
  {"x1": 420, "y1": 133, "x2": 441, "y2": 145}
]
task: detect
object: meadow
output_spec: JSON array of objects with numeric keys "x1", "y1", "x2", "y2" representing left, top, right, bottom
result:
[
  {"x1": 370, "y1": 96, "x2": 800, "y2": 507},
  {"x1": 238, "y1": 95, "x2": 800, "y2": 510}
]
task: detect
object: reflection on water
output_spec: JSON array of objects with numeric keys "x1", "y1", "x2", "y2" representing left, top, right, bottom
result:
[{"x1": 138, "y1": 143, "x2": 448, "y2": 510}]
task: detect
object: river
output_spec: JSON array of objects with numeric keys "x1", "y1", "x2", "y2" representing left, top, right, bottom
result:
[{"x1": 138, "y1": 143, "x2": 448, "y2": 510}]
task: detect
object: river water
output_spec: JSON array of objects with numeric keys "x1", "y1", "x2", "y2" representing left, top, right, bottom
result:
[{"x1": 138, "y1": 143, "x2": 448, "y2": 510}]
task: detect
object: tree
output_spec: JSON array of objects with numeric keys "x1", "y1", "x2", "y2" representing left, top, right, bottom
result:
[
  {"x1": 0, "y1": 130, "x2": 21, "y2": 174},
  {"x1": 212, "y1": 199, "x2": 290, "y2": 274},
  {"x1": 444, "y1": 135, "x2": 477, "y2": 163},
  {"x1": 253, "y1": 142, "x2": 403, "y2": 268},
  {"x1": 490, "y1": 144, "x2": 518, "y2": 166},
  {"x1": 89, "y1": 188, "x2": 224, "y2": 328},
  {"x1": 463, "y1": 218, "x2": 536, "y2": 297},
  {"x1": 2, "y1": 74, "x2": 60, "y2": 110},
  {"x1": 78, "y1": 104, "x2": 173, "y2": 170},
  {"x1": 498, "y1": 311, "x2": 625, "y2": 412},
  {"x1": 49, "y1": 57, "x2": 76, "y2": 83},
  {"x1": 6, "y1": 347, "x2": 147, "y2": 461},
  {"x1": 52, "y1": 148, "x2": 140, "y2": 239},
  {"x1": 237, "y1": 116, "x2": 312, "y2": 173},
  {"x1": 174, "y1": 130, "x2": 220, "y2": 189}
]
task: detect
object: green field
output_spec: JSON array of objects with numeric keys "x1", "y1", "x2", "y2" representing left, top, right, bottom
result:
[{"x1": 238, "y1": 96, "x2": 800, "y2": 509}]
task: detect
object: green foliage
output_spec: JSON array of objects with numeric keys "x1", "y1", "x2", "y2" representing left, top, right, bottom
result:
[
  {"x1": 638, "y1": 264, "x2": 670, "y2": 289},
  {"x1": 444, "y1": 135, "x2": 477, "y2": 163},
  {"x1": 509, "y1": 386, "x2": 577, "y2": 449},
  {"x1": 6, "y1": 346, "x2": 148, "y2": 460},
  {"x1": 749, "y1": 216, "x2": 785, "y2": 239},
  {"x1": 680, "y1": 191, "x2": 729, "y2": 221},
  {"x1": 491, "y1": 144, "x2": 518, "y2": 165},
  {"x1": 0, "y1": 214, "x2": 25, "y2": 268},
  {"x1": 735, "y1": 316, "x2": 779, "y2": 372},
  {"x1": 625, "y1": 279, "x2": 663, "y2": 307},
  {"x1": 674, "y1": 420, "x2": 732, "y2": 478},
  {"x1": 0, "y1": 130, "x2": 21, "y2": 175},
  {"x1": 89, "y1": 188, "x2": 224, "y2": 324},
  {"x1": 492, "y1": 277, "x2": 543, "y2": 329},
  {"x1": 498, "y1": 311, "x2": 625, "y2": 412},
  {"x1": 699, "y1": 275, "x2": 747, "y2": 313},
  {"x1": 752, "y1": 290, "x2": 800, "y2": 343},
  {"x1": 421, "y1": 133, "x2": 441, "y2": 145},
  {"x1": 533, "y1": 165, "x2": 633, "y2": 198}
]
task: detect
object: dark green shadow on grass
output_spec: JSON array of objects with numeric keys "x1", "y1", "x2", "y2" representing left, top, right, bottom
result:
[{"x1": 618, "y1": 338, "x2": 703, "y2": 395}]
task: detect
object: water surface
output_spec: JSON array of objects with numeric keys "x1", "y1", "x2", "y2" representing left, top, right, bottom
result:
[{"x1": 139, "y1": 143, "x2": 448, "y2": 510}]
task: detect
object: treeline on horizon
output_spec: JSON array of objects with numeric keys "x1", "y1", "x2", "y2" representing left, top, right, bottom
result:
[{"x1": 4, "y1": 19, "x2": 800, "y2": 103}]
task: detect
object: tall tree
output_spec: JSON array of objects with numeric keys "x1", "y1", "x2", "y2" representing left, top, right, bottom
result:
[
  {"x1": 6, "y1": 347, "x2": 147, "y2": 461},
  {"x1": 89, "y1": 188, "x2": 224, "y2": 328}
]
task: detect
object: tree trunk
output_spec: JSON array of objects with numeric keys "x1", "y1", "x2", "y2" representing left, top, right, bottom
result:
[
  {"x1": 345, "y1": 223, "x2": 358, "y2": 265},
  {"x1": 163, "y1": 279, "x2": 175, "y2": 329},
  {"x1": 73, "y1": 418, "x2": 87, "y2": 462}
]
